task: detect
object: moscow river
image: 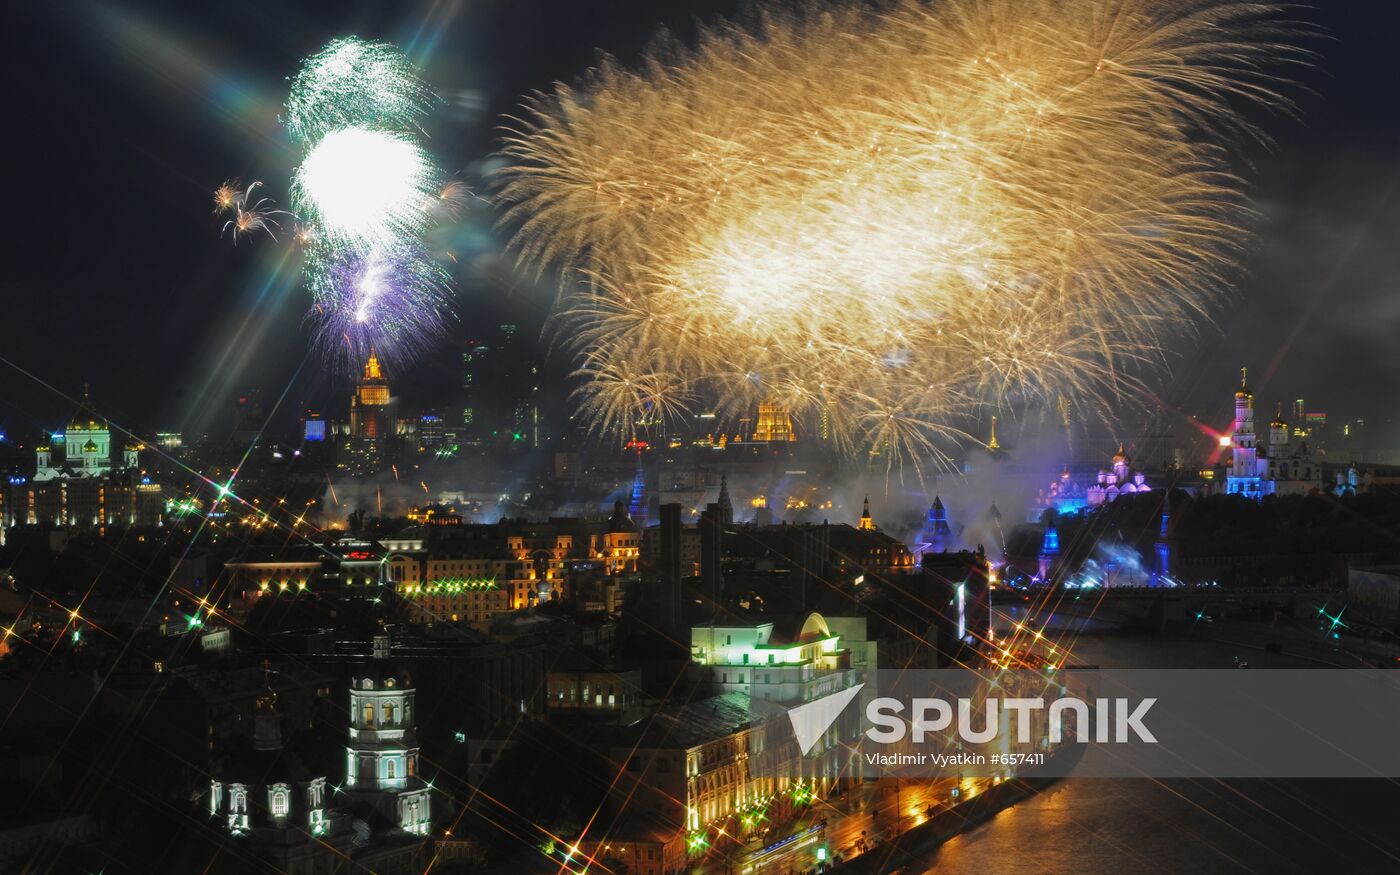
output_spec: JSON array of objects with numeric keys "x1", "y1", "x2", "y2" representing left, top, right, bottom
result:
[{"x1": 916, "y1": 632, "x2": 1400, "y2": 874}]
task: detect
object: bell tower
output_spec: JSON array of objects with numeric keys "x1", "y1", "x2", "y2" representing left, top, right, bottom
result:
[{"x1": 344, "y1": 634, "x2": 432, "y2": 835}]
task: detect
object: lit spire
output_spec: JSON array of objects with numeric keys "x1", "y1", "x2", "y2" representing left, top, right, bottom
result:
[
  {"x1": 987, "y1": 415, "x2": 1000, "y2": 452},
  {"x1": 858, "y1": 496, "x2": 875, "y2": 530},
  {"x1": 364, "y1": 347, "x2": 383, "y2": 380}
]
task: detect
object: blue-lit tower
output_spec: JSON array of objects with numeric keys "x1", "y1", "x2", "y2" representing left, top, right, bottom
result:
[
  {"x1": 918, "y1": 495, "x2": 952, "y2": 555},
  {"x1": 1154, "y1": 510, "x2": 1171, "y2": 584},
  {"x1": 1038, "y1": 520, "x2": 1060, "y2": 582},
  {"x1": 627, "y1": 451, "x2": 648, "y2": 529}
]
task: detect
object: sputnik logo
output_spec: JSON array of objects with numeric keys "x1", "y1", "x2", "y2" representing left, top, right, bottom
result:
[{"x1": 787, "y1": 683, "x2": 864, "y2": 755}]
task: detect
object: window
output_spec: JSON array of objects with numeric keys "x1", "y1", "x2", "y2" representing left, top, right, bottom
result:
[
  {"x1": 387, "y1": 759, "x2": 396, "y2": 779},
  {"x1": 271, "y1": 790, "x2": 289, "y2": 817},
  {"x1": 384, "y1": 702, "x2": 396, "y2": 724},
  {"x1": 363, "y1": 702, "x2": 374, "y2": 726}
]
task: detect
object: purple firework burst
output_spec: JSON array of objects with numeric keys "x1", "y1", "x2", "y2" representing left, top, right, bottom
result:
[{"x1": 306, "y1": 246, "x2": 453, "y2": 373}]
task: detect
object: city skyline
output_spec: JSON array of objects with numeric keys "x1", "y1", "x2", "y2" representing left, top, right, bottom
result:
[{"x1": 5, "y1": 4, "x2": 1400, "y2": 875}]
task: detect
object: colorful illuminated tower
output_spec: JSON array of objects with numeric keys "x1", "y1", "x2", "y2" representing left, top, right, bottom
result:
[
  {"x1": 919, "y1": 495, "x2": 951, "y2": 555},
  {"x1": 1038, "y1": 521, "x2": 1060, "y2": 581},
  {"x1": 1226, "y1": 367, "x2": 1262, "y2": 497},
  {"x1": 350, "y1": 349, "x2": 392, "y2": 440},
  {"x1": 627, "y1": 452, "x2": 648, "y2": 529},
  {"x1": 344, "y1": 635, "x2": 432, "y2": 836}
]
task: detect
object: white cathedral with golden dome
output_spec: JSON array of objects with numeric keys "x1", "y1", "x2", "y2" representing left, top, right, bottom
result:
[
  {"x1": 33, "y1": 385, "x2": 139, "y2": 482},
  {"x1": 1224, "y1": 368, "x2": 1323, "y2": 498}
]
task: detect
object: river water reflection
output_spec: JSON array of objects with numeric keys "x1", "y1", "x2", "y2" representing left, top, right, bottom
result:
[{"x1": 916, "y1": 633, "x2": 1400, "y2": 874}]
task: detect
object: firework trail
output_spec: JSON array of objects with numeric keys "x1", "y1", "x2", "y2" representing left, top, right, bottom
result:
[{"x1": 497, "y1": 0, "x2": 1303, "y2": 470}]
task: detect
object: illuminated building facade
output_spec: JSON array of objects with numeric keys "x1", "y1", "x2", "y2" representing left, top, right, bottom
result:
[
  {"x1": 753, "y1": 401, "x2": 796, "y2": 442},
  {"x1": 547, "y1": 665, "x2": 643, "y2": 714},
  {"x1": 205, "y1": 678, "x2": 347, "y2": 870},
  {"x1": 1031, "y1": 444, "x2": 1154, "y2": 521},
  {"x1": 8, "y1": 387, "x2": 162, "y2": 531},
  {"x1": 344, "y1": 635, "x2": 433, "y2": 836},
  {"x1": 598, "y1": 499, "x2": 641, "y2": 575},
  {"x1": 1224, "y1": 368, "x2": 1323, "y2": 498},
  {"x1": 349, "y1": 349, "x2": 393, "y2": 441},
  {"x1": 599, "y1": 614, "x2": 871, "y2": 862},
  {"x1": 397, "y1": 577, "x2": 510, "y2": 629}
]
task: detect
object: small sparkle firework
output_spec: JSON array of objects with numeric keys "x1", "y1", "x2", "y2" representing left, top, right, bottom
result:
[
  {"x1": 292, "y1": 222, "x2": 317, "y2": 247},
  {"x1": 285, "y1": 37, "x2": 436, "y2": 144},
  {"x1": 430, "y1": 180, "x2": 476, "y2": 222},
  {"x1": 305, "y1": 245, "x2": 452, "y2": 372},
  {"x1": 220, "y1": 181, "x2": 289, "y2": 243},
  {"x1": 213, "y1": 180, "x2": 241, "y2": 212},
  {"x1": 498, "y1": 0, "x2": 1305, "y2": 468}
]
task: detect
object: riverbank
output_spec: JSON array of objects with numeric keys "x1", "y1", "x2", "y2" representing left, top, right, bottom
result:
[{"x1": 827, "y1": 744, "x2": 1084, "y2": 874}]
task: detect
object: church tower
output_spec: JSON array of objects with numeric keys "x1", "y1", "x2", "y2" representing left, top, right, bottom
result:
[
  {"x1": 857, "y1": 496, "x2": 875, "y2": 531},
  {"x1": 919, "y1": 495, "x2": 952, "y2": 554},
  {"x1": 1269, "y1": 404, "x2": 1289, "y2": 448},
  {"x1": 344, "y1": 634, "x2": 432, "y2": 836},
  {"x1": 1227, "y1": 368, "x2": 1261, "y2": 497}
]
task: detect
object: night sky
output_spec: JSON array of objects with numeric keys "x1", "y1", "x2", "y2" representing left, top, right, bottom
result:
[{"x1": 4, "y1": 1, "x2": 1399, "y2": 445}]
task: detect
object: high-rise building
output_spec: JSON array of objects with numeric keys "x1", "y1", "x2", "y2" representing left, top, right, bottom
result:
[
  {"x1": 418, "y1": 411, "x2": 446, "y2": 452},
  {"x1": 460, "y1": 323, "x2": 541, "y2": 446},
  {"x1": 753, "y1": 401, "x2": 796, "y2": 442},
  {"x1": 349, "y1": 350, "x2": 393, "y2": 441},
  {"x1": 460, "y1": 337, "x2": 490, "y2": 439}
]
